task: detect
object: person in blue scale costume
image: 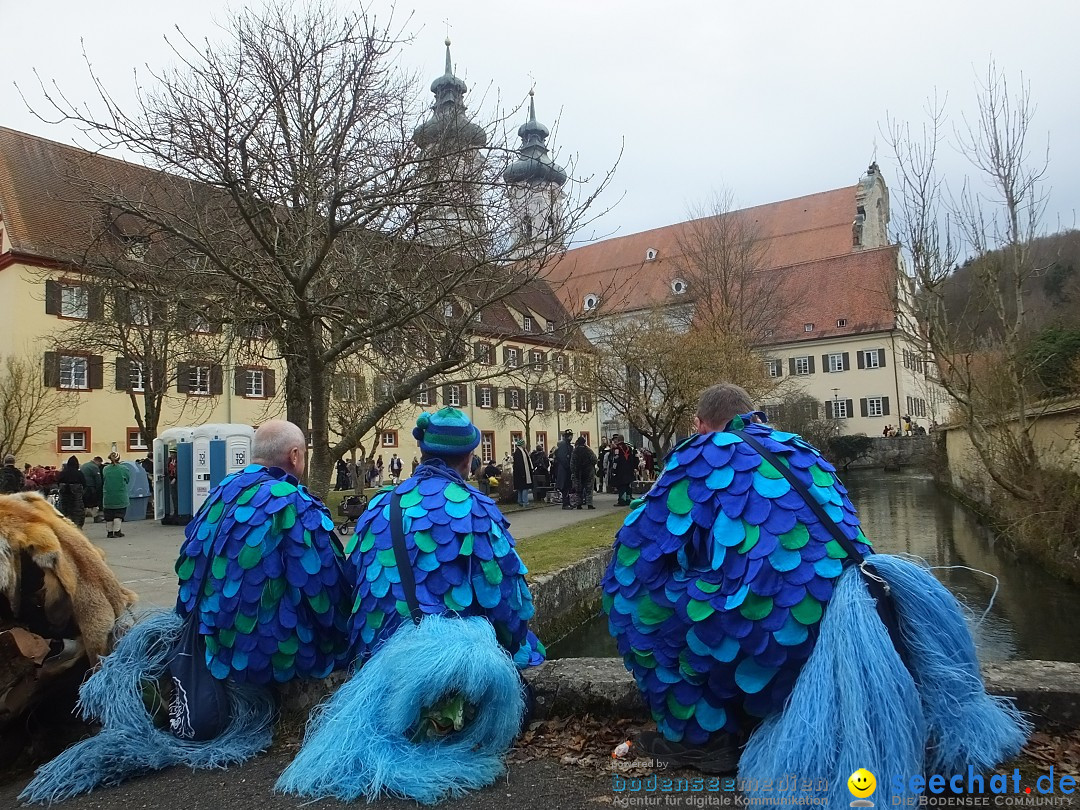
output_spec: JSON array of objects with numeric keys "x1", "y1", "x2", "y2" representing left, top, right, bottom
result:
[
  {"x1": 277, "y1": 408, "x2": 545, "y2": 805},
  {"x1": 21, "y1": 420, "x2": 355, "y2": 804},
  {"x1": 603, "y1": 383, "x2": 1028, "y2": 807}
]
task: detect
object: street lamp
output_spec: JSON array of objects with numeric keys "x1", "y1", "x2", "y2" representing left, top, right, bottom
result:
[{"x1": 831, "y1": 388, "x2": 840, "y2": 420}]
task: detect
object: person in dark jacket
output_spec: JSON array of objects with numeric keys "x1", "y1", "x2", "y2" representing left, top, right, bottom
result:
[
  {"x1": 334, "y1": 458, "x2": 350, "y2": 491},
  {"x1": 610, "y1": 435, "x2": 639, "y2": 506},
  {"x1": 57, "y1": 455, "x2": 87, "y2": 527},
  {"x1": 0, "y1": 454, "x2": 25, "y2": 494},
  {"x1": 553, "y1": 430, "x2": 574, "y2": 509},
  {"x1": 81, "y1": 457, "x2": 104, "y2": 522},
  {"x1": 511, "y1": 440, "x2": 533, "y2": 507},
  {"x1": 571, "y1": 437, "x2": 597, "y2": 510}
]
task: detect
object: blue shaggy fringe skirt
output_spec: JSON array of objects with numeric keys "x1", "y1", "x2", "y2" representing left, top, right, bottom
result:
[
  {"x1": 276, "y1": 614, "x2": 525, "y2": 805},
  {"x1": 739, "y1": 554, "x2": 1030, "y2": 808},
  {"x1": 20, "y1": 610, "x2": 275, "y2": 804}
]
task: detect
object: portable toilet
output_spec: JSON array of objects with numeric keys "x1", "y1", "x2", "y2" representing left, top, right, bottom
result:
[
  {"x1": 190, "y1": 424, "x2": 256, "y2": 514},
  {"x1": 154, "y1": 427, "x2": 195, "y2": 525},
  {"x1": 121, "y1": 460, "x2": 151, "y2": 522}
]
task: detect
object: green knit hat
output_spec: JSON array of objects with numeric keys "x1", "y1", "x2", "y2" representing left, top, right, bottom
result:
[{"x1": 412, "y1": 408, "x2": 481, "y2": 456}]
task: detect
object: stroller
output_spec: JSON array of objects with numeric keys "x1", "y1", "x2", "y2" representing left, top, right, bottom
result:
[{"x1": 336, "y1": 493, "x2": 369, "y2": 537}]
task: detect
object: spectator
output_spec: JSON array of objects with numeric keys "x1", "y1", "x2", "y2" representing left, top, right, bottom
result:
[
  {"x1": 334, "y1": 458, "x2": 350, "y2": 491},
  {"x1": 0, "y1": 454, "x2": 25, "y2": 494},
  {"x1": 389, "y1": 453, "x2": 404, "y2": 484},
  {"x1": 611, "y1": 435, "x2": 638, "y2": 506},
  {"x1": 411, "y1": 456, "x2": 419, "y2": 475},
  {"x1": 596, "y1": 439, "x2": 609, "y2": 493},
  {"x1": 101, "y1": 453, "x2": 131, "y2": 538},
  {"x1": 530, "y1": 445, "x2": 549, "y2": 475},
  {"x1": 375, "y1": 456, "x2": 385, "y2": 487},
  {"x1": 57, "y1": 455, "x2": 87, "y2": 527},
  {"x1": 511, "y1": 440, "x2": 533, "y2": 507},
  {"x1": 571, "y1": 436, "x2": 597, "y2": 510},
  {"x1": 553, "y1": 430, "x2": 574, "y2": 509}
]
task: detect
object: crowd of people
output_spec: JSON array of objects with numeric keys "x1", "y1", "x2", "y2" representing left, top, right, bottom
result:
[
  {"x1": 881, "y1": 414, "x2": 929, "y2": 437},
  {"x1": 334, "y1": 453, "x2": 417, "y2": 491},
  {"x1": 0, "y1": 451, "x2": 153, "y2": 537}
]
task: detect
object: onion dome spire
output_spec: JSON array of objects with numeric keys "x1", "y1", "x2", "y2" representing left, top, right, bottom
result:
[
  {"x1": 413, "y1": 38, "x2": 487, "y2": 149},
  {"x1": 503, "y1": 89, "x2": 567, "y2": 186}
]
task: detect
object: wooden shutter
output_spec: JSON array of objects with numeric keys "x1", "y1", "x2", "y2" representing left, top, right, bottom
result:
[
  {"x1": 882, "y1": 396, "x2": 890, "y2": 416},
  {"x1": 115, "y1": 356, "x2": 130, "y2": 391},
  {"x1": 857, "y1": 351, "x2": 865, "y2": 369},
  {"x1": 842, "y1": 352, "x2": 850, "y2": 371},
  {"x1": 88, "y1": 288, "x2": 106, "y2": 321},
  {"x1": 210, "y1": 365, "x2": 224, "y2": 395},
  {"x1": 504, "y1": 389, "x2": 513, "y2": 409},
  {"x1": 845, "y1": 399, "x2": 853, "y2": 418},
  {"x1": 584, "y1": 394, "x2": 592, "y2": 413},
  {"x1": 87, "y1": 355, "x2": 104, "y2": 389},
  {"x1": 234, "y1": 367, "x2": 247, "y2": 396},
  {"x1": 821, "y1": 354, "x2": 830, "y2": 373},
  {"x1": 43, "y1": 351, "x2": 60, "y2": 387},
  {"x1": 442, "y1": 384, "x2": 450, "y2": 406},
  {"x1": 502, "y1": 346, "x2": 510, "y2": 364},
  {"x1": 539, "y1": 391, "x2": 548, "y2": 411},
  {"x1": 788, "y1": 358, "x2": 796, "y2": 376},
  {"x1": 807, "y1": 355, "x2": 816, "y2": 374},
  {"x1": 475, "y1": 385, "x2": 484, "y2": 406},
  {"x1": 176, "y1": 363, "x2": 190, "y2": 394},
  {"x1": 459, "y1": 384, "x2": 468, "y2": 406},
  {"x1": 825, "y1": 400, "x2": 833, "y2": 419},
  {"x1": 265, "y1": 370, "x2": 276, "y2": 398},
  {"x1": 877, "y1": 349, "x2": 887, "y2": 367},
  {"x1": 860, "y1": 398, "x2": 869, "y2": 417},
  {"x1": 44, "y1": 280, "x2": 60, "y2": 315}
]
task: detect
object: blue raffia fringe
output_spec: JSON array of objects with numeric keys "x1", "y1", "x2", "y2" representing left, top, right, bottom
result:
[
  {"x1": 739, "y1": 554, "x2": 1028, "y2": 808},
  {"x1": 276, "y1": 614, "x2": 524, "y2": 805},
  {"x1": 19, "y1": 610, "x2": 275, "y2": 804}
]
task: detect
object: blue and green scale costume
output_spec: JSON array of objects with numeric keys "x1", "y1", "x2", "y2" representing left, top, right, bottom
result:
[
  {"x1": 345, "y1": 458, "x2": 545, "y2": 669},
  {"x1": 602, "y1": 420, "x2": 869, "y2": 743},
  {"x1": 175, "y1": 464, "x2": 353, "y2": 683}
]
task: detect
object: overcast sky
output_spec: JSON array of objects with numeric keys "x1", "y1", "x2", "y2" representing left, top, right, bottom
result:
[{"x1": 3, "y1": 0, "x2": 1077, "y2": 244}]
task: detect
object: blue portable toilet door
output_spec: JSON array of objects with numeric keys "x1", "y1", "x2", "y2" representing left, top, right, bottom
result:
[
  {"x1": 176, "y1": 442, "x2": 195, "y2": 521},
  {"x1": 208, "y1": 440, "x2": 228, "y2": 490}
]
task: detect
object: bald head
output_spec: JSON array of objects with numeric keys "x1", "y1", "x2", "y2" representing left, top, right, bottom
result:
[{"x1": 253, "y1": 420, "x2": 307, "y2": 477}]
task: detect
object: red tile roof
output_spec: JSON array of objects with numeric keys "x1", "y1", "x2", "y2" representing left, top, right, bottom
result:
[
  {"x1": 762, "y1": 246, "x2": 900, "y2": 344},
  {"x1": 544, "y1": 186, "x2": 861, "y2": 316}
]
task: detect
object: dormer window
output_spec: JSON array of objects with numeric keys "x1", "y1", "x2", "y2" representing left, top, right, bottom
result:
[
  {"x1": 836, "y1": 318, "x2": 847, "y2": 328},
  {"x1": 545, "y1": 321, "x2": 555, "y2": 333},
  {"x1": 523, "y1": 316, "x2": 533, "y2": 332},
  {"x1": 645, "y1": 248, "x2": 658, "y2": 261},
  {"x1": 583, "y1": 293, "x2": 600, "y2": 312},
  {"x1": 804, "y1": 323, "x2": 814, "y2": 332},
  {"x1": 671, "y1": 278, "x2": 688, "y2": 295},
  {"x1": 443, "y1": 303, "x2": 454, "y2": 318}
]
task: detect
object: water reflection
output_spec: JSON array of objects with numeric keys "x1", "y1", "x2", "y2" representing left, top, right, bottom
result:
[{"x1": 549, "y1": 470, "x2": 1080, "y2": 663}]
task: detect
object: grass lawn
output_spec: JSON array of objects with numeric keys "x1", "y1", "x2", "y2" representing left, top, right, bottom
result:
[{"x1": 518, "y1": 511, "x2": 624, "y2": 577}]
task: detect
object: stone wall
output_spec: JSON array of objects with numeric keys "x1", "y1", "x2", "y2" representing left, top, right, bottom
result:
[
  {"x1": 529, "y1": 548, "x2": 612, "y2": 642},
  {"x1": 846, "y1": 435, "x2": 933, "y2": 470}
]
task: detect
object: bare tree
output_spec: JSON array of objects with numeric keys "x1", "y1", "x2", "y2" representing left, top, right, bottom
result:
[
  {"x1": 886, "y1": 64, "x2": 1050, "y2": 501},
  {"x1": 670, "y1": 190, "x2": 803, "y2": 341},
  {"x1": 0, "y1": 354, "x2": 75, "y2": 460},
  {"x1": 27, "y1": 1, "x2": 614, "y2": 494},
  {"x1": 581, "y1": 310, "x2": 775, "y2": 458},
  {"x1": 491, "y1": 350, "x2": 561, "y2": 448}
]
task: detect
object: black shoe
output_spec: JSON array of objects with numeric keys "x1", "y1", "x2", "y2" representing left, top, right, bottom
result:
[
  {"x1": 115, "y1": 531, "x2": 125, "y2": 538},
  {"x1": 634, "y1": 731, "x2": 741, "y2": 774},
  {"x1": 107, "y1": 532, "x2": 115, "y2": 538},
  {"x1": 576, "y1": 505, "x2": 583, "y2": 509},
  {"x1": 587, "y1": 505, "x2": 596, "y2": 510}
]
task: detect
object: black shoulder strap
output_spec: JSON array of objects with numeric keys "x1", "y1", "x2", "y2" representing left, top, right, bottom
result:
[
  {"x1": 730, "y1": 429, "x2": 909, "y2": 667},
  {"x1": 389, "y1": 491, "x2": 423, "y2": 625},
  {"x1": 731, "y1": 430, "x2": 866, "y2": 564}
]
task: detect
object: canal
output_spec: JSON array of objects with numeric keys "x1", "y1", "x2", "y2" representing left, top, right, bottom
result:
[{"x1": 549, "y1": 469, "x2": 1080, "y2": 663}]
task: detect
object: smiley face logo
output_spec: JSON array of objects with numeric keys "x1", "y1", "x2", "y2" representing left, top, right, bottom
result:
[{"x1": 848, "y1": 768, "x2": 877, "y2": 798}]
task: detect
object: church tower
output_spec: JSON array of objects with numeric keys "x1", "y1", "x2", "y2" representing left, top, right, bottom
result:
[
  {"x1": 503, "y1": 90, "x2": 567, "y2": 252},
  {"x1": 412, "y1": 39, "x2": 489, "y2": 246}
]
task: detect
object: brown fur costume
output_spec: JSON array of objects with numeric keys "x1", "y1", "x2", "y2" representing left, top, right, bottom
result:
[{"x1": 0, "y1": 492, "x2": 136, "y2": 663}]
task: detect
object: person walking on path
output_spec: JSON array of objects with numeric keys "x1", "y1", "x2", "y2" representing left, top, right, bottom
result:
[
  {"x1": 610, "y1": 435, "x2": 638, "y2": 506},
  {"x1": 389, "y1": 453, "x2": 404, "y2": 485},
  {"x1": 101, "y1": 453, "x2": 131, "y2": 538},
  {"x1": 56, "y1": 455, "x2": 87, "y2": 527},
  {"x1": 571, "y1": 436, "x2": 597, "y2": 510},
  {"x1": 0, "y1": 454, "x2": 25, "y2": 494},
  {"x1": 511, "y1": 440, "x2": 533, "y2": 507},
  {"x1": 81, "y1": 456, "x2": 104, "y2": 523},
  {"x1": 553, "y1": 430, "x2": 574, "y2": 509}
]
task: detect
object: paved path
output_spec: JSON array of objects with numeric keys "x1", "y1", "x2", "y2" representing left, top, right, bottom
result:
[{"x1": 92, "y1": 495, "x2": 626, "y2": 608}]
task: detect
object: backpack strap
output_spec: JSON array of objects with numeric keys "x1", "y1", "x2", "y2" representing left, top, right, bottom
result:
[
  {"x1": 730, "y1": 429, "x2": 908, "y2": 666},
  {"x1": 389, "y1": 491, "x2": 423, "y2": 625}
]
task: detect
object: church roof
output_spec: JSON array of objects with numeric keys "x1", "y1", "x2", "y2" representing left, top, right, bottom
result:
[
  {"x1": 413, "y1": 40, "x2": 487, "y2": 150},
  {"x1": 503, "y1": 90, "x2": 566, "y2": 187}
]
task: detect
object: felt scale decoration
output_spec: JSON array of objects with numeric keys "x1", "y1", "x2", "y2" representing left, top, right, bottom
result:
[
  {"x1": 175, "y1": 464, "x2": 353, "y2": 683},
  {"x1": 603, "y1": 420, "x2": 1028, "y2": 805}
]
